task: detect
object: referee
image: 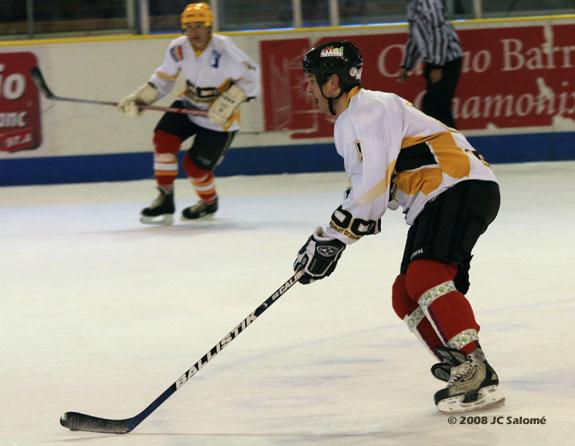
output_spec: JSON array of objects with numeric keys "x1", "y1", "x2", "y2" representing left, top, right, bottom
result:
[{"x1": 397, "y1": 0, "x2": 463, "y2": 128}]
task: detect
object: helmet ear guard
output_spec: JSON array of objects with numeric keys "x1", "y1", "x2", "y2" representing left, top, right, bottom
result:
[
  {"x1": 303, "y1": 40, "x2": 363, "y2": 92},
  {"x1": 181, "y1": 2, "x2": 213, "y2": 28}
]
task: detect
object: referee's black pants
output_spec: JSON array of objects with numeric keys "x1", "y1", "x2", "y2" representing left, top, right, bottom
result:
[{"x1": 422, "y1": 57, "x2": 462, "y2": 129}]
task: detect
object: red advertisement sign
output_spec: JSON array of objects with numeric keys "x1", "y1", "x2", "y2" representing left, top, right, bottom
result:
[
  {"x1": 0, "y1": 52, "x2": 42, "y2": 152},
  {"x1": 260, "y1": 24, "x2": 575, "y2": 138}
]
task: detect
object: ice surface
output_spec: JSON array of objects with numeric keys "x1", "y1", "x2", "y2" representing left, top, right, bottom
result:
[{"x1": 1, "y1": 162, "x2": 574, "y2": 445}]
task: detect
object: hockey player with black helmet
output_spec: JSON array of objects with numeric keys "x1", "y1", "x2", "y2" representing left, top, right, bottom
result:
[
  {"x1": 293, "y1": 40, "x2": 505, "y2": 414},
  {"x1": 302, "y1": 40, "x2": 363, "y2": 115}
]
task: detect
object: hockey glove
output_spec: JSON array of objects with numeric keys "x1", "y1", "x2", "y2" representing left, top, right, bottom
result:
[
  {"x1": 208, "y1": 84, "x2": 247, "y2": 126},
  {"x1": 117, "y1": 83, "x2": 159, "y2": 117},
  {"x1": 293, "y1": 227, "x2": 346, "y2": 284}
]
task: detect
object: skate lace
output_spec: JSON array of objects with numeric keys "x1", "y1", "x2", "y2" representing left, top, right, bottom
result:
[{"x1": 447, "y1": 361, "x2": 476, "y2": 386}]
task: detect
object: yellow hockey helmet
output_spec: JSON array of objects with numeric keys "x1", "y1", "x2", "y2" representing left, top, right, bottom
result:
[{"x1": 181, "y1": 2, "x2": 213, "y2": 28}]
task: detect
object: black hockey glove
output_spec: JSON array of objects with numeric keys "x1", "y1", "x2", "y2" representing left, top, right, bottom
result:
[{"x1": 293, "y1": 227, "x2": 346, "y2": 285}]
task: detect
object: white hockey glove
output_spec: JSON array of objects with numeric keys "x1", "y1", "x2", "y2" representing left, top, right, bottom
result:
[
  {"x1": 293, "y1": 227, "x2": 346, "y2": 285},
  {"x1": 208, "y1": 84, "x2": 247, "y2": 126},
  {"x1": 117, "y1": 83, "x2": 159, "y2": 118}
]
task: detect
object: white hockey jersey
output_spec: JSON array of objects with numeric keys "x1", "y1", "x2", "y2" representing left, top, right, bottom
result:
[
  {"x1": 148, "y1": 34, "x2": 260, "y2": 132},
  {"x1": 325, "y1": 87, "x2": 498, "y2": 244}
]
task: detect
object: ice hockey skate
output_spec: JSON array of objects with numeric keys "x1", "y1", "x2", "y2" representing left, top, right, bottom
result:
[
  {"x1": 181, "y1": 197, "x2": 218, "y2": 220},
  {"x1": 140, "y1": 187, "x2": 175, "y2": 225},
  {"x1": 434, "y1": 346, "x2": 505, "y2": 413}
]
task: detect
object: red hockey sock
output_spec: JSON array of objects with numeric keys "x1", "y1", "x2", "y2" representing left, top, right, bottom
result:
[
  {"x1": 392, "y1": 274, "x2": 445, "y2": 359},
  {"x1": 183, "y1": 156, "x2": 217, "y2": 203},
  {"x1": 153, "y1": 130, "x2": 181, "y2": 189},
  {"x1": 405, "y1": 259, "x2": 480, "y2": 353}
]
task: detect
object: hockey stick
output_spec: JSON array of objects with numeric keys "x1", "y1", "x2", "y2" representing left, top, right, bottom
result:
[
  {"x1": 30, "y1": 66, "x2": 207, "y2": 116},
  {"x1": 60, "y1": 270, "x2": 304, "y2": 434}
]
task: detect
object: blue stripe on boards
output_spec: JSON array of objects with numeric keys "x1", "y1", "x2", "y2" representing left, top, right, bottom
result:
[{"x1": 1, "y1": 133, "x2": 574, "y2": 186}]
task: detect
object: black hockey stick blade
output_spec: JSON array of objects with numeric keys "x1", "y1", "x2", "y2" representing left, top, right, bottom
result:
[
  {"x1": 59, "y1": 270, "x2": 304, "y2": 434},
  {"x1": 60, "y1": 412, "x2": 133, "y2": 434},
  {"x1": 30, "y1": 66, "x2": 56, "y2": 99}
]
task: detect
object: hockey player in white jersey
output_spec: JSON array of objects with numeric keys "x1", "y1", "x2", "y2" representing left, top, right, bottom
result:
[
  {"x1": 293, "y1": 41, "x2": 505, "y2": 414},
  {"x1": 118, "y1": 2, "x2": 260, "y2": 224}
]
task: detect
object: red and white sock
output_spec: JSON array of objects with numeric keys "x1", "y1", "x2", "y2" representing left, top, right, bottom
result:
[
  {"x1": 153, "y1": 130, "x2": 181, "y2": 190},
  {"x1": 405, "y1": 259, "x2": 480, "y2": 355}
]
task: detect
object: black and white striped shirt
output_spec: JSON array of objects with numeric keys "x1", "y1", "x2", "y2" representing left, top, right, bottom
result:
[{"x1": 401, "y1": 0, "x2": 463, "y2": 70}]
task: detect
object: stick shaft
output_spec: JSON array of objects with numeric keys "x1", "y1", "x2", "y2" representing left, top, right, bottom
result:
[
  {"x1": 30, "y1": 66, "x2": 207, "y2": 116},
  {"x1": 60, "y1": 270, "x2": 304, "y2": 434},
  {"x1": 48, "y1": 96, "x2": 207, "y2": 116}
]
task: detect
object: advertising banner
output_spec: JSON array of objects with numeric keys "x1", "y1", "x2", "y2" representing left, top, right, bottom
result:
[
  {"x1": 260, "y1": 24, "x2": 575, "y2": 138},
  {"x1": 0, "y1": 52, "x2": 42, "y2": 153}
]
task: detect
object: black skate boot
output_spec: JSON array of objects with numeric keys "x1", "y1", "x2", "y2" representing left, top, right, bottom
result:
[
  {"x1": 434, "y1": 346, "x2": 505, "y2": 413},
  {"x1": 181, "y1": 197, "x2": 218, "y2": 220},
  {"x1": 140, "y1": 187, "x2": 175, "y2": 225}
]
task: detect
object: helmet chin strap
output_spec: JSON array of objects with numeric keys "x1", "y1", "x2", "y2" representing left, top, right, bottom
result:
[{"x1": 320, "y1": 84, "x2": 344, "y2": 116}]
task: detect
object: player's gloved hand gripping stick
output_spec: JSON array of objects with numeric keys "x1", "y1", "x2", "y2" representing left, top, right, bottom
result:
[{"x1": 294, "y1": 227, "x2": 346, "y2": 284}]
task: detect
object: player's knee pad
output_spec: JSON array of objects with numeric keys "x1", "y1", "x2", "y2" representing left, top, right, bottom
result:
[
  {"x1": 153, "y1": 130, "x2": 181, "y2": 154},
  {"x1": 391, "y1": 274, "x2": 418, "y2": 320},
  {"x1": 405, "y1": 259, "x2": 457, "y2": 302}
]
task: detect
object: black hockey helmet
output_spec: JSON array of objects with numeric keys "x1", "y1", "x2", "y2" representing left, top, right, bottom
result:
[{"x1": 303, "y1": 40, "x2": 363, "y2": 92}]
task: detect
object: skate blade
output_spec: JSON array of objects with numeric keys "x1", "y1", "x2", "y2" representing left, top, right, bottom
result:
[
  {"x1": 436, "y1": 385, "x2": 505, "y2": 414},
  {"x1": 180, "y1": 213, "x2": 216, "y2": 222},
  {"x1": 140, "y1": 214, "x2": 174, "y2": 226}
]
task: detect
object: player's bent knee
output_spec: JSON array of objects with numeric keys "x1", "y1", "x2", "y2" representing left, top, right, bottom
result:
[
  {"x1": 187, "y1": 146, "x2": 218, "y2": 172},
  {"x1": 153, "y1": 130, "x2": 181, "y2": 154},
  {"x1": 183, "y1": 154, "x2": 212, "y2": 180}
]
